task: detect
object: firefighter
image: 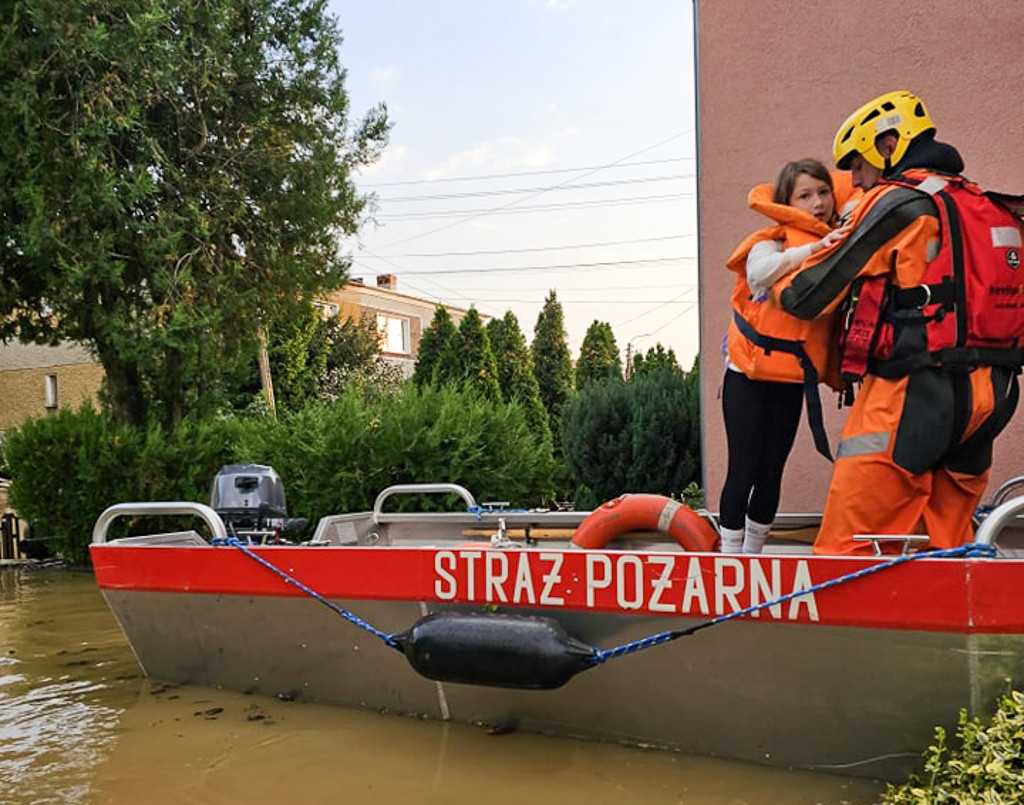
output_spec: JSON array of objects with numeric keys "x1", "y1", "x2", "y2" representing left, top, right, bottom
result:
[{"x1": 774, "y1": 90, "x2": 1023, "y2": 555}]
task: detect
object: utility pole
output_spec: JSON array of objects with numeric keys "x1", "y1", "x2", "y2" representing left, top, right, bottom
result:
[
  {"x1": 626, "y1": 333, "x2": 651, "y2": 379},
  {"x1": 257, "y1": 324, "x2": 277, "y2": 416}
]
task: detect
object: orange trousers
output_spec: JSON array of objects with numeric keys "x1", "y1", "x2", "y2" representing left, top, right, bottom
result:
[{"x1": 814, "y1": 367, "x2": 1018, "y2": 555}]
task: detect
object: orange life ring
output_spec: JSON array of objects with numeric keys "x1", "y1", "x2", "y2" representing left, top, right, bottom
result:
[{"x1": 571, "y1": 494, "x2": 720, "y2": 552}]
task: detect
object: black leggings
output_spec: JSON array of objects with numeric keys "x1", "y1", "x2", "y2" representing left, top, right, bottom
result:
[{"x1": 719, "y1": 369, "x2": 804, "y2": 530}]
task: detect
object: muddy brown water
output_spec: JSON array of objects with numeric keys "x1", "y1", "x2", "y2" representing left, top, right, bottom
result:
[{"x1": 0, "y1": 566, "x2": 886, "y2": 804}]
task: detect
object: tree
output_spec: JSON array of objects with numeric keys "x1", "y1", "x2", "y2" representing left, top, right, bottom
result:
[
  {"x1": 487, "y1": 311, "x2": 552, "y2": 445},
  {"x1": 412, "y1": 306, "x2": 456, "y2": 388},
  {"x1": 532, "y1": 291, "x2": 574, "y2": 449},
  {"x1": 681, "y1": 354, "x2": 702, "y2": 484},
  {"x1": 576, "y1": 320, "x2": 622, "y2": 389},
  {"x1": 316, "y1": 312, "x2": 382, "y2": 380},
  {"x1": 441, "y1": 308, "x2": 501, "y2": 400},
  {"x1": 0, "y1": 0, "x2": 389, "y2": 427},
  {"x1": 562, "y1": 367, "x2": 701, "y2": 505},
  {"x1": 267, "y1": 303, "x2": 324, "y2": 412},
  {"x1": 257, "y1": 307, "x2": 385, "y2": 412},
  {"x1": 631, "y1": 343, "x2": 682, "y2": 379}
]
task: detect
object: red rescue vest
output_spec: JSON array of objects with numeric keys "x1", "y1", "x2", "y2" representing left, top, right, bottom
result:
[{"x1": 839, "y1": 173, "x2": 1024, "y2": 388}]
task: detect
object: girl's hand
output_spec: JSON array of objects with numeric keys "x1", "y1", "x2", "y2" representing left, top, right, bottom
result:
[{"x1": 814, "y1": 225, "x2": 851, "y2": 252}]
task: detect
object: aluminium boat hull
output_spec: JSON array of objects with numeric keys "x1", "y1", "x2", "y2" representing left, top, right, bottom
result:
[{"x1": 91, "y1": 540, "x2": 1024, "y2": 780}]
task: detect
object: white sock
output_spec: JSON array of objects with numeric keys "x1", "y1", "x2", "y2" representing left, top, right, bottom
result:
[
  {"x1": 719, "y1": 526, "x2": 743, "y2": 553},
  {"x1": 743, "y1": 517, "x2": 771, "y2": 553}
]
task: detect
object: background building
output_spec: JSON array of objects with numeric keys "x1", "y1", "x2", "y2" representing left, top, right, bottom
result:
[
  {"x1": 0, "y1": 342, "x2": 104, "y2": 433},
  {"x1": 321, "y1": 274, "x2": 477, "y2": 377},
  {"x1": 695, "y1": 0, "x2": 1024, "y2": 514},
  {"x1": 0, "y1": 275, "x2": 475, "y2": 433}
]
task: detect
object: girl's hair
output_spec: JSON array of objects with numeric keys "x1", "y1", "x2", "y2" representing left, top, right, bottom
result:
[{"x1": 772, "y1": 158, "x2": 833, "y2": 206}]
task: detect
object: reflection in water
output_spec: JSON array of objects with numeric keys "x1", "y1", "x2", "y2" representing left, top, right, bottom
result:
[
  {"x1": 0, "y1": 568, "x2": 140, "y2": 805},
  {"x1": 0, "y1": 567, "x2": 885, "y2": 804}
]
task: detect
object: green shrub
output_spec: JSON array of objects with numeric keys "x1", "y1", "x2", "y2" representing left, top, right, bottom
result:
[
  {"x1": 2, "y1": 406, "x2": 241, "y2": 563},
  {"x1": 3, "y1": 387, "x2": 557, "y2": 563},
  {"x1": 234, "y1": 384, "x2": 557, "y2": 525},
  {"x1": 561, "y1": 369, "x2": 700, "y2": 505},
  {"x1": 881, "y1": 691, "x2": 1024, "y2": 803}
]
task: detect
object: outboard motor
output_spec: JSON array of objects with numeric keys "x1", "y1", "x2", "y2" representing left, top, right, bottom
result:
[{"x1": 209, "y1": 464, "x2": 307, "y2": 543}]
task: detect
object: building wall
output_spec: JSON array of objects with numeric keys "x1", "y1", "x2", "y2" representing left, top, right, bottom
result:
[
  {"x1": 323, "y1": 279, "x2": 476, "y2": 376},
  {"x1": 0, "y1": 280, "x2": 474, "y2": 431},
  {"x1": 695, "y1": 0, "x2": 1024, "y2": 514},
  {"x1": 0, "y1": 343, "x2": 104, "y2": 432}
]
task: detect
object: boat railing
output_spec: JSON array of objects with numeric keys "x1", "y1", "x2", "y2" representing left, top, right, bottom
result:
[
  {"x1": 372, "y1": 483, "x2": 479, "y2": 524},
  {"x1": 974, "y1": 493, "x2": 1024, "y2": 547},
  {"x1": 92, "y1": 502, "x2": 227, "y2": 544},
  {"x1": 989, "y1": 475, "x2": 1024, "y2": 508},
  {"x1": 369, "y1": 483, "x2": 589, "y2": 531}
]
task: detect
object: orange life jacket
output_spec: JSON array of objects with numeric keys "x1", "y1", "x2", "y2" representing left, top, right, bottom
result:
[{"x1": 726, "y1": 175, "x2": 857, "y2": 386}]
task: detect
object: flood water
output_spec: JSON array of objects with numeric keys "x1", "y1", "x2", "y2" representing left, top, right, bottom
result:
[{"x1": 0, "y1": 566, "x2": 887, "y2": 804}]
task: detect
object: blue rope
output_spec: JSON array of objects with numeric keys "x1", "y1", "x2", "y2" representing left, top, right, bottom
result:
[
  {"x1": 587, "y1": 542, "x2": 996, "y2": 666},
  {"x1": 218, "y1": 537, "x2": 402, "y2": 651}
]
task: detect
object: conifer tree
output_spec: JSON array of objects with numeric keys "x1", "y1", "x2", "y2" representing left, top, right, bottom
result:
[
  {"x1": 630, "y1": 343, "x2": 681, "y2": 379},
  {"x1": 576, "y1": 321, "x2": 622, "y2": 389},
  {"x1": 531, "y1": 291, "x2": 574, "y2": 448},
  {"x1": 681, "y1": 353, "x2": 702, "y2": 480},
  {"x1": 445, "y1": 308, "x2": 501, "y2": 400},
  {"x1": 487, "y1": 312, "x2": 552, "y2": 444},
  {"x1": 412, "y1": 306, "x2": 456, "y2": 387}
]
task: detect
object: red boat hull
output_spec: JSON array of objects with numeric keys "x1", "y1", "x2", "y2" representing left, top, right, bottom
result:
[{"x1": 91, "y1": 542, "x2": 1024, "y2": 780}]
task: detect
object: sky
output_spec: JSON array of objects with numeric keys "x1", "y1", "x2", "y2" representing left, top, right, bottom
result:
[{"x1": 328, "y1": 0, "x2": 698, "y2": 367}]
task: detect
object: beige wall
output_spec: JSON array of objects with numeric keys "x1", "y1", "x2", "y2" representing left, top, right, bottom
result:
[
  {"x1": 324, "y1": 280, "x2": 478, "y2": 375},
  {"x1": 0, "y1": 344, "x2": 104, "y2": 431},
  {"x1": 696, "y1": 0, "x2": 1024, "y2": 514}
]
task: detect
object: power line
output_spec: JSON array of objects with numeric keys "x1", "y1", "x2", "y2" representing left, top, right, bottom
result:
[
  {"x1": 380, "y1": 173, "x2": 693, "y2": 203},
  {"x1": 429, "y1": 282, "x2": 696, "y2": 294},
  {"x1": 361, "y1": 157, "x2": 693, "y2": 188},
  {"x1": 614, "y1": 290, "x2": 695, "y2": 328},
  {"x1": 375, "y1": 192, "x2": 692, "y2": 220},
  {"x1": 452, "y1": 298, "x2": 697, "y2": 305},
  {"x1": 350, "y1": 256, "x2": 694, "y2": 276},
  {"x1": 376, "y1": 131, "x2": 693, "y2": 249},
  {"x1": 348, "y1": 233, "x2": 695, "y2": 260}
]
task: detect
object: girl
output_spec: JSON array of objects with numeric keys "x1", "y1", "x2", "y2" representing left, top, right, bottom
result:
[{"x1": 719, "y1": 159, "x2": 853, "y2": 553}]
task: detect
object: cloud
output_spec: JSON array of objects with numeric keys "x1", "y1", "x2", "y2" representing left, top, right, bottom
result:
[
  {"x1": 545, "y1": 0, "x2": 580, "y2": 10},
  {"x1": 503, "y1": 146, "x2": 555, "y2": 169},
  {"x1": 422, "y1": 142, "x2": 495, "y2": 180},
  {"x1": 369, "y1": 66, "x2": 398, "y2": 90},
  {"x1": 423, "y1": 138, "x2": 557, "y2": 179}
]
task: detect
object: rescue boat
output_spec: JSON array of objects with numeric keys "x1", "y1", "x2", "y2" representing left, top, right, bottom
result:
[{"x1": 89, "y1": 471, "x2": 1024, "y2": 781}]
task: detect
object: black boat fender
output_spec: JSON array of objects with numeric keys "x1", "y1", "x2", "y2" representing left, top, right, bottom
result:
[{"x1": 396, "y1": 612, "x2": 597, "y2": 690}]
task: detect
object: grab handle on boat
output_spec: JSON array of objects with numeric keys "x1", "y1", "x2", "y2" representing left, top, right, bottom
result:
[
  {"x1": 91, "y1": 502, "x2": 227, "y2": 544},
  {"x1": 974, "y1": 494, "x2": 1024, "y2": 547},
  {"x1": 372, "y1": 483, "x2": 478, "y2": 524},
  {"x1": 989, "y1": 476, "x2": 1024, "y2": 508}
]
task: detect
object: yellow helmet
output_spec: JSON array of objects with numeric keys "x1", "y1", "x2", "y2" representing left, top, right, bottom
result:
[{"x1": 832, "y1": 91, "x2": 935, "y2": 170}]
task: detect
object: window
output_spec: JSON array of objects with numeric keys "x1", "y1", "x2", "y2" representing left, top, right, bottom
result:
[
  {"x1": 44, "y1": 374, "x2": 58, "y2": 409},
  {"x1": 376, "y1": 314, "x2": 410, "y2": 354}
]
